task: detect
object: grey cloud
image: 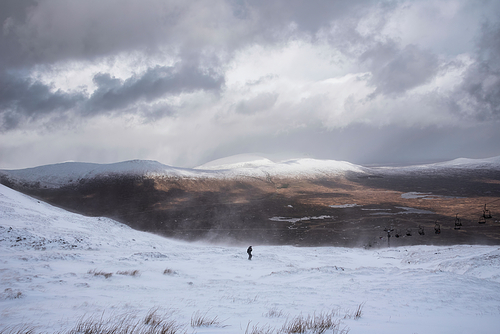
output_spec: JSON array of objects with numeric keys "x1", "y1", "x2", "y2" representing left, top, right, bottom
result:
[
  {"x1": 203, "y1": 123, "x2": 500, "y2": 168},
  {"x1": 0, "y1": 1, "x2": 215, "y2": 67},
  {"x1": 234, "y1": 92, "x2": 278, "y2": 115},
  {"x1": 0, "y1": 71, "x2": 83, "y2": 131},
  {"x1": 456, "y1": 22, "x2": 500, "y2": 119},
  {"x1": 0, "y1": 63, "x2": 224, "y2": 131},
  {"x1": 0, "y1": 0, "x2": 374, "y2": 69},
  {"x1": 0, "y1": 0, "x2": 37, "y2": 68},
  {"x1": 362, "y1": 43, "x2": 439, "y2": 96},
  {"x1": 246, "y1": 0, "x2": 368, "y2": 33},
  {"x1": 87, "y1": 65, "x2": 224, "y2": 114}
]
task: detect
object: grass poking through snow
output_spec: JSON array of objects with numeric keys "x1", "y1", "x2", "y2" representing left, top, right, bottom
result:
[
  {"x1": 190, "y1": 310, "x2": 227, "y2": 328},
  {"x1": 0, "y1": 305, "x2": 364, "y2": 333},
  {"x1": 87, "y1": 269, "x2": 113, "y2": 279},
  {"x1": 116, "y1": 269, "x2": 141, "y2": 276}
]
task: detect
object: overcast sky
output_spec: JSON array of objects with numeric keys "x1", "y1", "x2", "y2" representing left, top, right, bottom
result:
[{"x1": 1, "y1": 0, "x2": 500, "y2": 169}]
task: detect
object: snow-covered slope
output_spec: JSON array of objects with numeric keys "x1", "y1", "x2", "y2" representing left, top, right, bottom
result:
[
  {"x1": 374, "y1": 155, "x2": 500, "y2": 174},
  {"x1": 0, "y1": 155, "x2": 366, "y2": 188},
  {"x1": 194, "y1": 153, "x2": 276, "y2": 169},
  {"x1": 2, "y1": 184, "x2": 500, "y2": 333},
  {"x1": 197, "y1": 155, "x2": 366, "y2": 178},
  {"x1": 0, "y1": 160, "x2": 202, "y2": 188}
]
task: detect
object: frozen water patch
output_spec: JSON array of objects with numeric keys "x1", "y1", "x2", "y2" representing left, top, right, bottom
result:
[
  {"x1": 401, "y1": 192, "x2": 434, "y2": 199},
  {"x1": 329, "y1": 204, "x2": 359, "y2": 208},
  {"x1": 370, "y1": 206, "x2": 434, "y2": 215},
  {"x1": 269, "y1": 215, "x2": 332, "y2": 223},
  {"x1": 401, "y1": 192, "x2": 463, "y2": 200}
]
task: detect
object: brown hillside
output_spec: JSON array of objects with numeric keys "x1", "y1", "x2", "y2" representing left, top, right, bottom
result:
[{"x1": 2, "y1": 169, "x2": 500, "y2": 247}]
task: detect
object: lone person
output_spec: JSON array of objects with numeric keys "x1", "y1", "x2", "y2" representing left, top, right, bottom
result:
[{"x1": 247, "y1": 246, "x2": 253, "y2": 260}]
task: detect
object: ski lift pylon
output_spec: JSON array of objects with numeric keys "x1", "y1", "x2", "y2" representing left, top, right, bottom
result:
[
  {"x1": 454, "y1": 213, "x2": 462, "y2": 230},
  {"x1": 434, "y1": 221, "x2": 441, "y2": 234},
  {"x1": 483, "y1": 204, "x2": 492, "y2": 219},
  {"x1": 418, "y1": 225, "x2": 425, "y2": 235}
]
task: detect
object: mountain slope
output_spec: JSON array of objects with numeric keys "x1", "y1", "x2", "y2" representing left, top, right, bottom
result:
[
  {"x1": 1, "y1": 156, "x2": 500, "y2": 246},
  {"x1": 1, "y1": 184, "x2": 500, "y2": 333}
]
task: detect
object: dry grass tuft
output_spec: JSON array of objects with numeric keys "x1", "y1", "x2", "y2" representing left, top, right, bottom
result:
[
  {"x1": 278, "y1": 310, "x2": 351, "y2": 334},
  {"x1": 342, "y1": 302, "x2": 365, "y2": 320},
  {"x1": 163, "y1": 268, "x2": 176, "y2": 275},
  {"x1": 0, "y1": 305, "x2": 362, "y2": 334},
  {"x1": 144, "y1": 308, "x2": 162, "y2": 326},
  {"x1": 190, "y1": 310, "x2": 226, "y2": 328},
  {"x1": 87, "y1": 269, "x2": 113, "y2": 279},
  {"x1": 0, "y1": 325, "x2": 37, "y2": 334},
  {"x1": 116, "y1": 270, "x2": 141, "y2": 277},
  {"x1": 1, "y1": 288, "x2": 23, "y2": 300},
  {"x1": 245, "y1": 322, "x2": 275, "y2": 334},
  {"x1": 68, "y1": 311, "x2": 186, "y2": 334},
  {"x1": 264, "y1": 307, "x2": 286, "y2": 318}
]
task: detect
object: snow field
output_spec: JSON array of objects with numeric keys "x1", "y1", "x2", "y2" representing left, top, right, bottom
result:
[{"x1": 1, "y1": 184, "x2": 500, "y2": 333}]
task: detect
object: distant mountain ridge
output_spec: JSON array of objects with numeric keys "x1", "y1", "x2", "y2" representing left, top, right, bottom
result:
[
  {"x1": 0, "y1": 155, "x2": 367, "y2": 188},
  {"x1": 1, "y1": 155, "x2": 500, "y2": 189}
]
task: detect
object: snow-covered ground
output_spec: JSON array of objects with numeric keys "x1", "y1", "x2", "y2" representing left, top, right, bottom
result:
[{"x1": 1, "y1": 183, "x2": 500, "y2": 333}]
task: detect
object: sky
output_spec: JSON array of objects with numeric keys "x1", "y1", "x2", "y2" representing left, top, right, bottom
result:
[{"x1": 1, "y1": 0, "x2": 500, "y2": 169}]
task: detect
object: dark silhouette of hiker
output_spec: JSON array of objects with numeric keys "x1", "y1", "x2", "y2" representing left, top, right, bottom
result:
[{"x1": 247, "y1": 246, "x2": 252, "y2": 260}]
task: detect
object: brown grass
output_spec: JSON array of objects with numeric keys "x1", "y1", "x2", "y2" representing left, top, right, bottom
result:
[
  {"x1": 190, "y1": 310, "x2": 226, "y2": 328},
  {"x1": 87, "y1": 269, "x2": 113, "y2": 279},
  {"x1": 116, "y1": 270, "x2": 141, "y2": 277}
]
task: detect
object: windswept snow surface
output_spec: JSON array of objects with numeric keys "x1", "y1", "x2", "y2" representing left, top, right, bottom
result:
[{"x1": 1, "y1": 184, "x2": 500, "y2": 333}]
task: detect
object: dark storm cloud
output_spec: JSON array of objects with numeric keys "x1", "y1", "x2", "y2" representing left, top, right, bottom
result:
[
  {"x1": 0, "y1": 71, "x2": 83, "y2": 131},
  {"x1": 0, "y1": 0, "x2": 373, "y2": 70},
  {"x1": 0, "y1": 0, "x2": 182, "y2": 67},
  {"x1": 86, "y1": 65, "x2": 224, "y2": 114},
  {"x1": 0, "y1": 64, "x2": 224, "y2": 130},
  {"x1": 456, "y1": 22, "x2": 500, "y2": 119},
  {"x1": 0, "y1": 0, "x2": 37, "y2": 68}
]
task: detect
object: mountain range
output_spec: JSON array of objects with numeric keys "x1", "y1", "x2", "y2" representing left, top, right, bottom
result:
[{"x1": 1, "y1": 154, "x2": 500, "y2": 246}]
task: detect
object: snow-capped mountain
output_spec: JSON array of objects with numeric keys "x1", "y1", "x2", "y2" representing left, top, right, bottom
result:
[
  {"x1": 0, "y1": 159, "x2": 201, "y2": 189},
  {"x1": 2, "y1": 154, "x2": 499, "y2": 190},
  {"x1": 1, "y1": 183, "x2": 500, "y2": 334}
]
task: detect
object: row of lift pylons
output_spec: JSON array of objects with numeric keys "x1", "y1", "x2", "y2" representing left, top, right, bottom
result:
[
  {"x1": 383, "y1": 202, "x2": 496, "y2": 242},
  {"x1": 434, "y1": 203, "x2": 494, "y2": 234}
]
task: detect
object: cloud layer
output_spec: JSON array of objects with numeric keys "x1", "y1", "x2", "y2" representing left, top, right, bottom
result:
[{"x1": 1, "y1": 0, "x2": 500, "y2": 168}]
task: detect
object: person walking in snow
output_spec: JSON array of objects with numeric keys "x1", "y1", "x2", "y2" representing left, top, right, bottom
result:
[{"x1": 247, "y1": 246, "x2": 252, "y2": 260}]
